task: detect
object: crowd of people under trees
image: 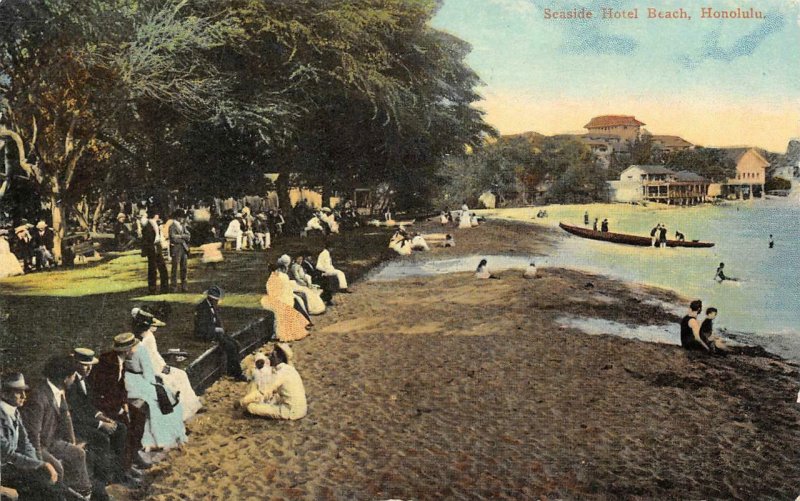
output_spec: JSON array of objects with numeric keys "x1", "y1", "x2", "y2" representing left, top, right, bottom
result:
[{"x1": 1, "y1": 194, "x2": 361, "y2": 499}]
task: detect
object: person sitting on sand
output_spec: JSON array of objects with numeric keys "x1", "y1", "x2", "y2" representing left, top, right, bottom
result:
[
  {"x1": 239, "y1": 352, "x2": 276, "y2": 408},
  {"x1": 650, "y1": 224, "x2": 660, "y2": 247},
  {"x1": 410, "y1": 233, "x2": 429, "y2": 251},
  {"x1": 680, "y1": 300, "x2": 711, "y2": 352},
  {"x1": 523, "y1": 262, "x2": 538, "y2": 279},
  {"x1": 243, "y1": 344, "x2": 307, "y2": 421},
  {"x1": 389, "y1": 230, "x2": 412, "y2": 256},
  {"x1": 440, "y1": 211, "x2": 448, "y2": 226},
  {"x1": 700, "y1": 307, "x2": 728, "y2": 353},
  {"x1": 475, "y1": 259, "x2": 498, "y2": 280},
  {"x1": 444, "y1": 234, "x2": 455, "y2": 248}
]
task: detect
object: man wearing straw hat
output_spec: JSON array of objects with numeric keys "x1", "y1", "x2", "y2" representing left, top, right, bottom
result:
[
  {"x1": 1, "y1": 372, "x2": 64, "y2": 500},
  {"x1": 20, "y1": 356, "x2": 93, "y2": 499},
  {"x1": 67, "y1": 348, "x2": 136, "y2": 487},
  {"x1": 88, "y1": 334, "x2": 150, "y2": 471}
]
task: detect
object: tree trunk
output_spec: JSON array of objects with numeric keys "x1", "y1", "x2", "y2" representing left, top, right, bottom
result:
[
  {"x1": 91, "y1": 196, "x2": 105, "y2": 232},
  {"x1": 276, "y1": 167, "x2": 292, "y2": 212},
  {"x1": 49, "y1": 193, "x2": 65, "y2": 263}
]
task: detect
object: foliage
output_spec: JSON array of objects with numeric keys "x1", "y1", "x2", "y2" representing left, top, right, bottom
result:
[
  {"x1": 664, "y1": 148, "x2": 736, "y2": 182},
  {"x1": 765, "y1": 176, "x2": 791, "y2": 191}
]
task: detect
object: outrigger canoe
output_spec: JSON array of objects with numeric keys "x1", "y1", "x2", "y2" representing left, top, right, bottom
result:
[{"x1": 558, "y1": 222, "x2": 714, "y2": 248}]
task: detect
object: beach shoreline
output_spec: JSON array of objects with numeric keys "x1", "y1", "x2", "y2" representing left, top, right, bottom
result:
[{"x1": 124, "y1": 218, "x2": 800, "y2": 500}]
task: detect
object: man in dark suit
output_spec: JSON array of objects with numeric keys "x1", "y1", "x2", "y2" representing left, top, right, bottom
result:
[
  {"x1": 20, "y1": 356, "x2": 93, "y2": 499},
  {"x1": 87, "y1": 340, "x2": 149, "y2": 471},
  {"x1": 31, "y1": 221, "x2": 56, "y2": 270},
  {"x1": 1, "y1": 372, "x2": 64, "y2": 500},
  {"x1": 194, "y1": 286, "x2": 246, "y2": 381},
  {"x1": 67, "y1": 348, "x2": 137, "y2": 487},
  {"x1": 141, "y1": 207, "x2": 169, "y2": 295},
  {"x1": 168, "y1": 209, "x2": 191, "y2": 292}
]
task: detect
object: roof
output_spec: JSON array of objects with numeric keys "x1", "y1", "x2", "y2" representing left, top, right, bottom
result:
[
  {"x1": 580, "y1": 133, "x2": 622, "y2": 140},
  {"x1": 674, "y1": 170, "x2": 706, "y2": 182},
  {"x1": 720, "y1": 147, "x2": 770, "y2": 167},
  {"x1": 625, "y1": 164, "x2": 674, "y2": 175},
  {"x1": 584, "y1": 115, "x2": 645, "y2": 129},
  {"x1": 651, "y1": 135, "x2": 693, "y2": 148}
]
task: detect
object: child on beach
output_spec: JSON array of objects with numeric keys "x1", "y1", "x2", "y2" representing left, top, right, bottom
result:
[
  {"x1": 699, "y1": 307, "x2": 729, "y2": 353},
  {"x1": 475, "y1": 259, "x2": 498, "y2": 279}
]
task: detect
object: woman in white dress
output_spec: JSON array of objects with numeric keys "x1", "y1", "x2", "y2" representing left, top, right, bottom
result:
[
  {"x1": 458, "y1": 205, "x2": 472, "y2": 229},
  {"x1": 132, "y1": 308, "x2": 202, "y2": 421},
  {"x1": 0, "y1": 229, "x2": 24, "y2": 278},
  {"x1": 475, "y1": 258, "x2": 497, "y2": 279},
  {"x1": 122, "y1": 334, "x2": 187, "y2": 451},
  {"x1": 319, "y1": 208, "x2": 340, "y2": 234},
  {"x1": 389, "y1": 230, "x2": 412, "y2": 256},
  {"x1": 224, "y1": 214, "x2": 244, "y2": 250},
  {"x1": 278, "y1": 255, "x2": 326, "y2": 315}
]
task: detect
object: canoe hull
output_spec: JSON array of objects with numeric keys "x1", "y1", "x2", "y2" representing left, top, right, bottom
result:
[{"x1": 558, "y1": 223, "x2": 714, "y2": 248}]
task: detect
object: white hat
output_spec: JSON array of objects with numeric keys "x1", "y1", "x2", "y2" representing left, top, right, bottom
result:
[
  {"x1": 1, "y1": 372, "x2": 30, "y2": 390},
  {"x1": 277, "y1": 254, "x2": 291, "y2": 267},
  {"x1": 36, "y1": 221, "x2": 47, "y2": 230}
]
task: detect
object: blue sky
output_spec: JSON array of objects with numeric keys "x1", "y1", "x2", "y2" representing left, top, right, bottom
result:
[{"x1": 432, "y1": 0, "x2": 800, "y2": 150}]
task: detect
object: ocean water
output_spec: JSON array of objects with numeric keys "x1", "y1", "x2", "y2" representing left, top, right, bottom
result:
[{"x1": 486, "y1": 200, "x2": 800, "y2": 362}]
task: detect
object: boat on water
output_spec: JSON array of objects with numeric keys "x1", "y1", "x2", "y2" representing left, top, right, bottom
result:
[{"x1": 558, "y1": 222, "x2": 714, "y2": 248}]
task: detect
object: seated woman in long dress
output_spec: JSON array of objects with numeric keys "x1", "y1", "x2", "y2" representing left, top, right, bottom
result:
[
  {"x1": 260, "y1": 266, "x2": 310, "y2": 342},
  {"x1": 319, "y1": 208, "x2": 339, "y2": 234},
  {"x1": 121, "y1": 333, "x2": 187, "y2": 451},
  {"x1": 131, "y1": 308, "x2": 202, "y2": 421},
  {"x1": 410, "y1": 233, "x2": 429, "y2": 251},
  {"x1": 0, "y1": 229, "x2": 24, "y2": 278},
  {"x1": 279, "y1": 254, "x2": 325, "y2": 315}
]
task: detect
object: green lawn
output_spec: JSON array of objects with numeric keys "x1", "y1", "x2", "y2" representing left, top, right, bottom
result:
[{"x1": 0, "y1": 227, "x2": 395, "y2": 381}]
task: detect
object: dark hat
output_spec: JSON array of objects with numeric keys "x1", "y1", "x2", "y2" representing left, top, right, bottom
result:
[
  {"x1": 73, "y1": 348, "x2": 99, "y2": 365},
  {"x1": 206, "y1": 285, "x2": 223, "y2": 299},
  {"x1": 172, "y1": 209, "x2": 186, "y2": 219},
  {"x1": 131, "y1": 307, "x2": 166, "y2": 328},
  {"x1": 113, "y1": 332, "x2": 138, "y2": 352},
  {"x1": 146, "y1": 206, "x2": 162, "y2": 218},
  {"x1": 1, "y1": 372, "x2": 29, "y2": 390}
]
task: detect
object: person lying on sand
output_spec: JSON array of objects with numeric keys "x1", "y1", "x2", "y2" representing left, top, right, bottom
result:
[
  {"x1": 700, "y1": 307, "x2": 729, "y2": 353},
  {"x1": 680, "y1": 300, "x2": 711, "y2": 352},
  {"x1": 243, "y1": 344, "x2": 307, "y2": 421},
  {"x1": 475, "y1": 259, "x2": 499, "y2": 280}
]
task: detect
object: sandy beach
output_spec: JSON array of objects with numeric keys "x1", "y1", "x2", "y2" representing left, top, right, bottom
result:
[{"x1": 129, "y1": 220, "x2": 800, "y2": 500}]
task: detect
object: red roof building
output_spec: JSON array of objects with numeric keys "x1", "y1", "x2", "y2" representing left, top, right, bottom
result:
[{"x1": 584, "y1": 115, "x2": 645, "y2": 142}]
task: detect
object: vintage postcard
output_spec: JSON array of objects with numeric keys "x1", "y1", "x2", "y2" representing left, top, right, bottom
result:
[{"x1": 0, "y1": 0, "x2": 798, "y2": 499}]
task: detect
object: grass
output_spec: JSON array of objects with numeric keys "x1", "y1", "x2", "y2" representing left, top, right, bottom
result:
[{"x1": 0, "y1": 226, "x2": 396, "y2": 382}]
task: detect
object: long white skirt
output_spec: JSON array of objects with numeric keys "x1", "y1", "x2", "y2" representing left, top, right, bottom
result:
[
  {"x1": 160, "y1": 368, "x2": 203, "y2": 421},
  {"x1": 291, "y1": 282, "x2": 326, "y2": 315}
]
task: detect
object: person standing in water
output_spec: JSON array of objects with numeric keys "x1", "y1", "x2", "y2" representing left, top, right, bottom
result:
[
  {"x1": 650, "y1": 224, "x2": 661, "y2": 247},
  {"x1": 769, "y1": 234, "x2": 774, "y2": 249},
  {"x1": 583, "y1": 211, "x2": 589, "y2": 225},
  {"x1": 715, "y1": 262, "x2": 738, "y2": 282},
  {"x1": 593, "y1": 218, "x2": 598, "y2": 231},
  {"x1": 600, "y1": 218, "x2": 609, "y2": 232},
  {"x1": 658, "y1": 223, "x2": 668, "y2": 248}
]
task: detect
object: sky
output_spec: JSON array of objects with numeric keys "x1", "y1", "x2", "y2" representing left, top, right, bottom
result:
[{"x1": 432, "y1": 0, "x2": 800, "y2": 151}]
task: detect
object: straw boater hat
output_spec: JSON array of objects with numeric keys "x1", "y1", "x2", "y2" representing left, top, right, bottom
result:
[
  {"x1": 116, "y1": 213, "x2": 126, "y2": 221},
  {"x1": 1, "y1": 372, "x2": 30, "y2": 390},
  {"x1": 36, "y1": 221, "x2": 47, "y2": 230},
  {"x1": 113, "y1": 332, "x2": 138, "y2": 351},
  {"x1": 73, "y1": 348, "x2": 99, "y2": 365},
  {"x1": 274, "y1": 343, "x2": 294, "y2": 364}
]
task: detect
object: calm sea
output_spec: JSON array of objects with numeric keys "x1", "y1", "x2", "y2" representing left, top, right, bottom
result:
[{"x1": 487, "y1": 201, "x2": 800, "y2": 362}]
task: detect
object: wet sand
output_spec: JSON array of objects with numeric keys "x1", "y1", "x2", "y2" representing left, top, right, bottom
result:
[{"x1": 131, "y1": 219, "x2": 800, "y2": 500}]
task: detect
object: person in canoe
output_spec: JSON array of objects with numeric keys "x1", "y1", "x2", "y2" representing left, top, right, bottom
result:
[
  {"x1": 675, "y1": 230, "x2": 685, "y2": 242},
  {"x1": 650, "y1": 224, "x2": 661, "y2": 247},
  {"x1": 715, "y1": 262, "x2": 738, "y2": 282}
]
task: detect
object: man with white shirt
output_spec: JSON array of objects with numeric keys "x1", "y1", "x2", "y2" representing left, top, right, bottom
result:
[
  {"x1": 67, "y1": 348, "x2": 135, "y2": 487},
  {"x1": 20, "y1": 356, "x2": 93, "y2": 499},
  {"x1": 1, "y1": 372, "x2": 64, "y2": 500},
  {"x1": 316, "y1": 244, "x2": 349, "y2": 292},
  {"x1": 244, "y1": 344, "x2": 307, "y2": 420}
]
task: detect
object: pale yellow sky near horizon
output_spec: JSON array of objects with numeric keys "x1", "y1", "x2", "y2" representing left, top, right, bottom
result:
[{"x1": 480, "y1": 90, "x2": 800, "y2": 153}]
